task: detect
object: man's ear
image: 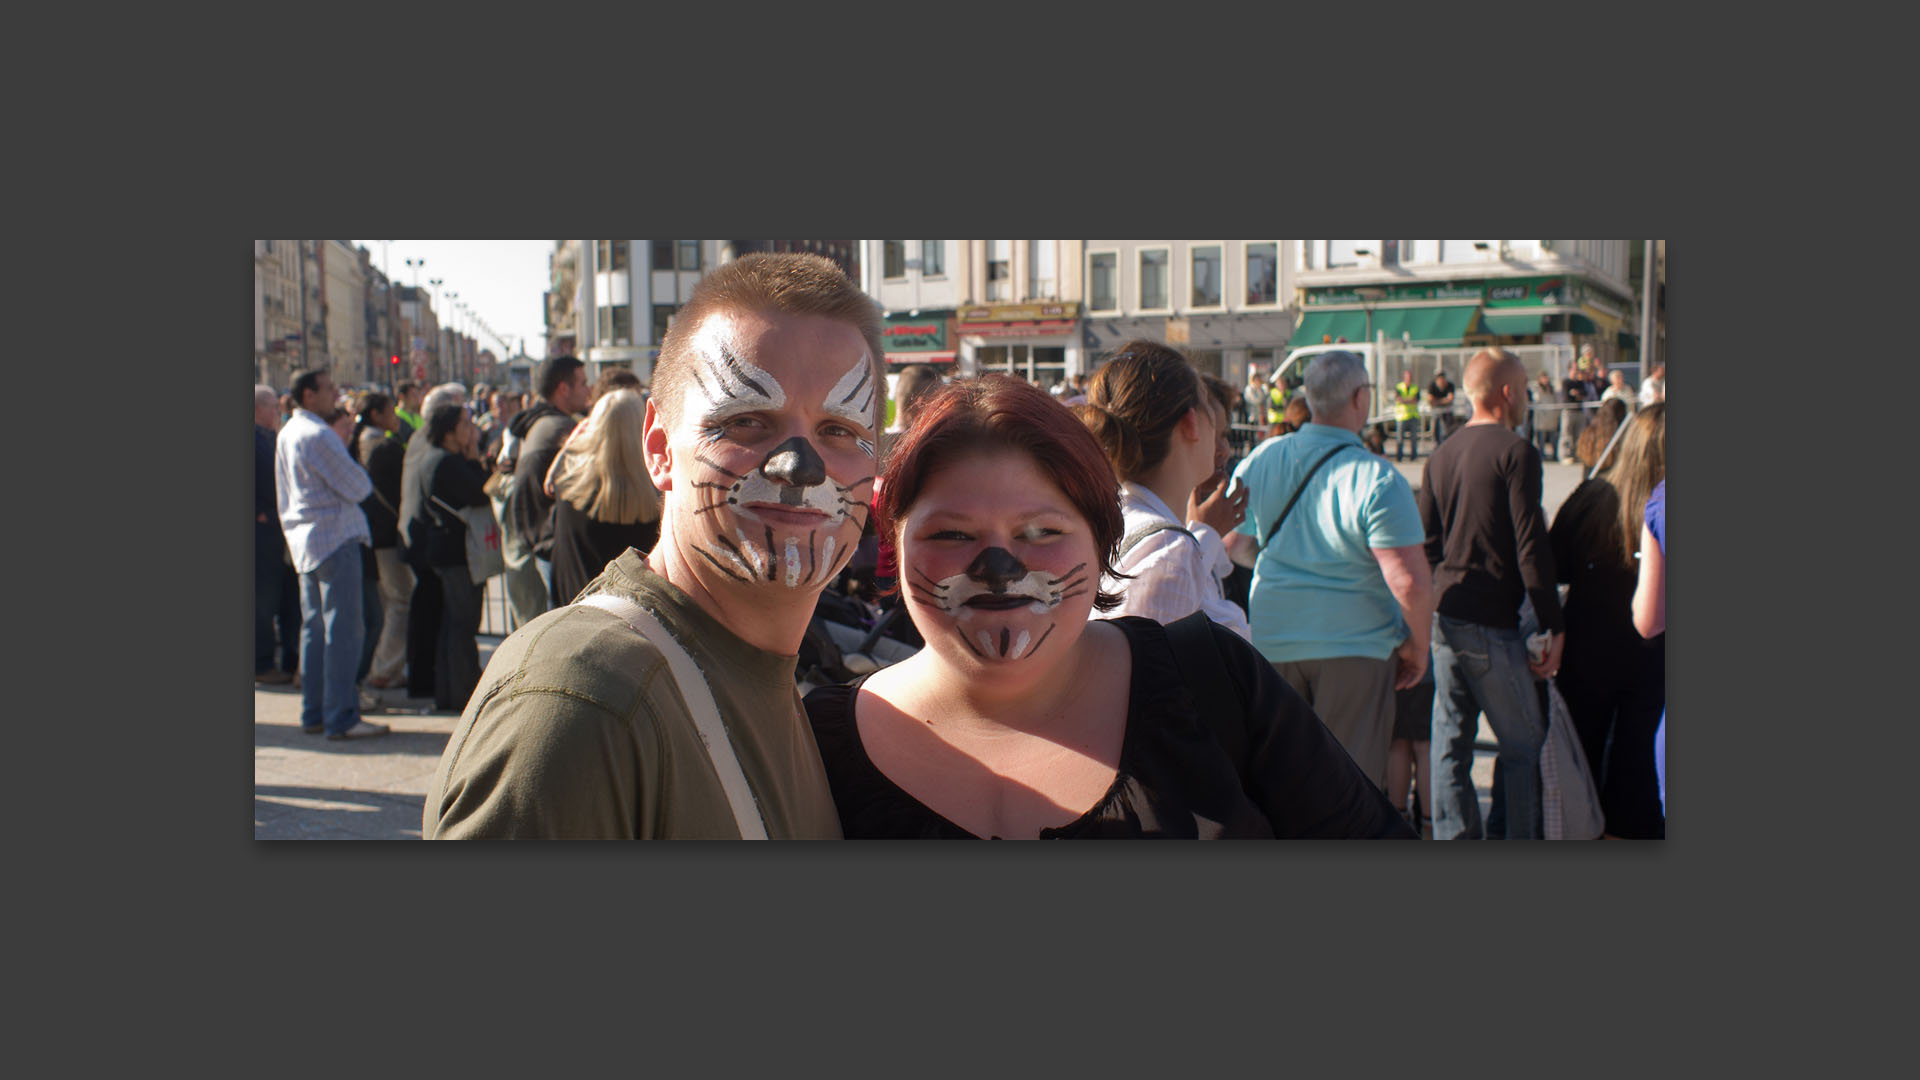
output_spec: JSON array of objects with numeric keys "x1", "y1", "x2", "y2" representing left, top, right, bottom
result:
[{"x1": 643, "y1": 397, "x2": 673, "y2": 491}]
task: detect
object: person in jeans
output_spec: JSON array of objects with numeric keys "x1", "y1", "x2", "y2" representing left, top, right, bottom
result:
[
  {"x1": 1426, "y1": 371, "x2": 1457, "y2": 446},
  {"x1": 274, "y1": 369, "x2": 388, "y2": 740},
  {"x1": 1417, "y1": 348, "x2": 1563, "y2": 838}
]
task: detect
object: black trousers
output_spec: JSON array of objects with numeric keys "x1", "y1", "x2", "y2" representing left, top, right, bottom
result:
[
  {"x1": 1556, "y1": 658, "x2": 1667, "y2": 839},
  {"x1": 434, "y1": 565, "x2": 483, "y2": 712},
  {"x1": 406, "y1": 554, "x2": 444, "y2": 698}
]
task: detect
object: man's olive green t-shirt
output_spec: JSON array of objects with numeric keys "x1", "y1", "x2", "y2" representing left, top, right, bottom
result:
[{"x1": 423, "y1": 550, "x2": 843, "y2": 839}]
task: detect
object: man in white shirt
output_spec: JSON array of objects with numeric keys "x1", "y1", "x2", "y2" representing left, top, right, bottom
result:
[{"x1": 275, "y1": 369, "x2": 388, "y2": 740}]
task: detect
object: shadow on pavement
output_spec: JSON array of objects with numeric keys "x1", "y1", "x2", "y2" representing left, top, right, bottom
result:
[
  {"x1": 254, "y1": 783, "x2": 426, "y2": 840},
  {"x1": 253, "y1": 721, "x2": 450, "y2": 757}
]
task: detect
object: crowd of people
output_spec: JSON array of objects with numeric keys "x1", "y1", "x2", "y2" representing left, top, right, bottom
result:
[
  {"x1": 259, "y1": 252, "x2": 1666, "y2": 840},
  {"x1": 255, "y1": 356, "x2": 664, "y2": 740}
]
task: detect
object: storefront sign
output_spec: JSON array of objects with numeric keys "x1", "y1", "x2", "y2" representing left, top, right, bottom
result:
[
  {"x1": 1483, "y1": 275, "x2": 1586, "y2": 308},
  {"x1": 881, "y1": 315, "x2": 950, "y2": 351},
  {"x1": 1308, "y1": 282, "x2": 1486, "y2": 306},
  {"x1": 957, "y1": 301, "x2": 1081, "y2": 325}
]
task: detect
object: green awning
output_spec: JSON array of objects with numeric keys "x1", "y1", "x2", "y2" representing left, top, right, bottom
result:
[
  {"x1": 1288, "y1": 309, "x2": 1368, "y2": 347},
  {"x1": 1367, "y1": 308, "x2": 1413, "y2": 341},
  {"x1": 1402, "y1": 305, "x2": 1481, "y2": 343},
  {"x1": 1480, "y1": 311, "x2": 1545, "y2": 336},
  {"x1": 1568, "y1": 314, "x2": 1598, "y2": 334}
]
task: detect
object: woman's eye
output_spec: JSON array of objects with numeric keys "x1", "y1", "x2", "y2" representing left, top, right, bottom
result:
[{"x1": 927, "y1": 530, "x2": 972, "y2": 541}]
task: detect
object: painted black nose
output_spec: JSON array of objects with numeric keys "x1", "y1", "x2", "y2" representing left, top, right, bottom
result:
[
  {"x1": 761, "y1": 437, "x2": 826, "y2": 496},
  {"x1": 966, "y1": 547, "x2": 1027, "y2": 592}
]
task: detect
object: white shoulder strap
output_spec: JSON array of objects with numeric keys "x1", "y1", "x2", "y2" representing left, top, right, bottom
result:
[{"x1": 576, "y1": 593, "x2": 769, "y2": 839}]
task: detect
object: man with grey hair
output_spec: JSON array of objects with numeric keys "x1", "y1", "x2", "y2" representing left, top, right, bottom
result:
[
  {"x1": 256, "y1": 385, "x2": 299, "y2": 684},
  {"x1": 1226, "y1": 351, "x2": 1433, "y2": 790}
]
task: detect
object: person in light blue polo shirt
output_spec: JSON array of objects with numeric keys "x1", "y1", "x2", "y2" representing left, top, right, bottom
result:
[{"x1": 1225, "y1": 351, "x2": 1434, "y2": 789}]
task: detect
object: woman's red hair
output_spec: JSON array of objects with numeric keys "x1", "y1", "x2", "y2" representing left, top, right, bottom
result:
[{"x1": 877, "y1": 374, "x2": 1125, "y2": 611}]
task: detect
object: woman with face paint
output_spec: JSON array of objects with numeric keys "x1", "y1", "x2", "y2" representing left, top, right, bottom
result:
[
  {"x1": 1074, "y1": 340, "x2": 1252, "y2": 641},
  {"x1": 802, "y1": 375, "x2": 1412, "y2": 839}
]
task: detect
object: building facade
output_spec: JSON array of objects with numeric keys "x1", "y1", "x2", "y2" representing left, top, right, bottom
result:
[
  {"x1": 1291, "y1": 240, "x2": 1640, "y2": 371},
  {"x1": 321, "y1": 240, "x2": 367, "y2": 387},
  {"x1": 858, "y1": 240, "x2": 967, "y2": 384},
  {"x1": 1081, "y1": 240, "x2": 1300, "y2": 387},
  {"x1": 255, "y1": 239, "x2": 324, "y2": 390}
]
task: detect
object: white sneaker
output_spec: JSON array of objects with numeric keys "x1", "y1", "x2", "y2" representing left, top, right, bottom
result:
[{"x1": 327, "y1": 720, "x2": 391, "y2": 740}]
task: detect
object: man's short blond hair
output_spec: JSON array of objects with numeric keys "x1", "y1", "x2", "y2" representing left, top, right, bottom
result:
[{"x1": 650, "y1": 252, "x2": 885, "y2": 433}]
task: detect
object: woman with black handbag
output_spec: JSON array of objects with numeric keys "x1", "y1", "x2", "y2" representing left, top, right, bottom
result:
[{"x1": 401, "y1": 404, "x2": 493, "y2": 713}]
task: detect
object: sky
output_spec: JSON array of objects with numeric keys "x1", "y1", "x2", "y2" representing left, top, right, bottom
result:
[{"x1": 350, "y1": 240, "x2": 556, "y2": 362}]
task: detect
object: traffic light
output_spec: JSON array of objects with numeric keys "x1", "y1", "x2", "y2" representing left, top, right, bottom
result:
[{"x1": 390, "y1": 355, "x2": 401, "y2": 366}]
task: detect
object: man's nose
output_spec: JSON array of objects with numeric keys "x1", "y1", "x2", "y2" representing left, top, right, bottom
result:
[
  {"x1": 761, "y1": 436, "x2": 827, "y2": 490},
  {"x1": 965, "y1": 547, "x2": 1027, "y2": 592}
]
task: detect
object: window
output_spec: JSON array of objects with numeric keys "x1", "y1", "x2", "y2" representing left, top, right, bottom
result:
[
  {"x1": 1408, "y1": 239, "x2": 1440, "y2": 264},
  {"x1": 611, "y1": 304, "x2": 632, "y2": 345},
  {"x1": 1245, "y1": 243, "x2": 1277, "y2": 305},
  {"x1": 652, "y1": 240, "x2": 674, "y2": 270},
  {"x1": 652, "y1": 305, "x2": 677, "y2": 345},
  {"x1": 1327, "y1": 240, "x2": 1369, "y2": 267},
  {"x1": 1191, "y1": 245, "x2": 1222, "y2": 308},
  {"x1": 1088, "y1": 252, "x2": 1118, "y2": 312},
  {"x1": 678, "y1": 240, "x2": 701, "y2": 271},
  {"x1": 987, "y1": 239, "x2": 1011, "y2": 301},
  {"x1": 1139, "y1": 249, "x2": 1169, "y2": 310},
  {"x1": 1441, "y1": 241, "x2": 1495, "y2": 263},
  {"x1": 884, "y1": 241, "x2": 906, "y2": 279},
  {"x1": 921, "y1": 240, "x2": 944, "y2": 277},
  {"x1": 596, "y1": 240, "x2": 630, "y2": 272},
  {"x1": 1029, "y1": 240, "x2": 1055, "y2": 299}
]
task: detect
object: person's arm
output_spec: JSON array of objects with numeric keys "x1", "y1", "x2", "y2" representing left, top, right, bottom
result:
[
  {"x1": 1225, "y1": 530, "x2": 1259, "y2": 569},
  {"x1": 1506, "y1": 445, "x2": 1563, "y2": 675},
  {"x1": 425, "y1": 689, "x2": 643, "y2": 839},
  {"x1": 1632, "y1": 522, "x2": 1665, "y2": 638},
  {"x1": 1217, "y1": 626, "x2": 1413, "y2": 838},
  {"x1": 1371, "y1": 544, "x2": 1432, "y2": 689},
  {"x1": 1418, "y1": 458, "x2": 1442, "y2": 567}
]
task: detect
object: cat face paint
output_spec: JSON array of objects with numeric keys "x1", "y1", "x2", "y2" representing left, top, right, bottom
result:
[
  {"x1": 899, "y1": 448, "x2": 1101, "y2": 666},
  {"x1": 672, "y1": 312, "x2": 878, "y2": 592}
]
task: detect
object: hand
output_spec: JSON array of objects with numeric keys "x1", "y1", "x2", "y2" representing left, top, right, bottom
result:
[
  {"x1": 1392, "y1": 636, "x2": 1428, "y2": 690},
  {"x1": 1528, "y1": 631, "x2": 1565, "y2": 680},
  {"x1": 1189, "y1": 471, "x2": 1249, "y2": 535}
]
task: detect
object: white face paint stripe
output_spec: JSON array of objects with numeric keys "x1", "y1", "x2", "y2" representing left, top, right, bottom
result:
[
  {"x1": 734, "y1": 528, "x2": 769, "y2": 578},
  {"x1": 784, "y1": 537, "x2": 801, "y2": 588},
  {"x1": 683, "y1": 322, "x2": 787, "y2": 436},
  {"x1": 1010, "y1": 629, "x2": 1032, "y2": 659},
  {"x1": 825, "y1": 357, "x2": 878, "y2": 429},
  {"x1": 813, "y1": 535, "x2": 837, "y2": 585},
  {"x1": 977, "y1": 631, "x2": 994, "y2": 655}
]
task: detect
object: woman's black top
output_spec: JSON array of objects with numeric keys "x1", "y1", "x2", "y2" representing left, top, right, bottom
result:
[
  {"x1": 1548, "y1": 479, "x2": 1666, "y2": 691},
  {"x1": 803, "y1": 616, "x2": 1412, "y2": 839},
  {"x1": 548, "y1": 498, "x2": 660, "y2": 608}
]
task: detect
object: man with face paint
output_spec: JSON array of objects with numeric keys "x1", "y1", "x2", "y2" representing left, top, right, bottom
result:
[{"x1": 424, "y1": 253, "x2": 882, "y2": 838}]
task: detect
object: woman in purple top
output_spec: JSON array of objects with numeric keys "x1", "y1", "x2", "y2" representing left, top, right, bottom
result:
[{"x1": 1633, "y1": 478, "x2": 1666, "y2": 816}]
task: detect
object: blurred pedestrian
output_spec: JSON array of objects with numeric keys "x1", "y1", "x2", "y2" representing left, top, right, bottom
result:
[
  {"x1": 588, "y1": 367, "x2": 643, "y2": 408},
  {"x1": 1076, "y1": 340, "x2": 1250, "y2": 640},
  {"x1": 1226, "y1": 351, "x2": 1432, "y2": 786},
  {"x1": 1576, "y1": 397, "x2": 1629, "y2": 473},
  {"x1": 546, "y1": 388, "x2": 662, "y2": 607},
  {"x1": 1418, "y1": 348, "x2": 1561, "y2": 838},
  {"x1": 1639, "y1": 364, "x2": 1666, "y2": 404},
  {"x1": 1531, "y1": 370, "x2": 1561, "y2": 462},
  {"x1": 1393, "y1": 370, "x2": 1422, "y2": 461},
  {"x1": 1242, "y1": 369, "x2": 1268, "y2": 426},
  {"x1": 394, "y1": 381, "x2": 424, "y2": 442},
  {"x1": 255, "y1": 385, "x2": 300, "y2": 686},
  {"x1": 507, "y1": 355, "x2": 587, "y2": 606},
  {"x1": 398, "y1": 383, "x2": 469, "y2": 701},
  {"x1": 353, "y1": 391, "x2": 413, "y2": 690},
  {"x1": 1426, "y1": 369, "x2": 1457, "y2": 445},
  {"x1": 274, "y1": 369, "x2": 387, "y2": 740},
  {"x1": 1550, "y1": 402, "x2": 1665, "y2": 838},
  {"x1": 404, "y1": 403, "x2": 492, "y2": 712},
  {"x1": 1600, "y1": 368, "x2": 1638, "y2": 410}
]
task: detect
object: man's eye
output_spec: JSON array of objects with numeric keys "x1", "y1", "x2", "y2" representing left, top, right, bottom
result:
[
  {"x1": 927, "y1": 530, "x2": 972, "y2": 541},
  {"x1": 820, "y1": 422, "x2": 856, "y2": 439}
]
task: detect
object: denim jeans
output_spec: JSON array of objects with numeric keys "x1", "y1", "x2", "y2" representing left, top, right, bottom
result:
[
  {"x1": 1430, "y1": 613, "x2": 1546, "y2": 839},
  {"x1": 298, "y1": 542, "x2": 366, "y2": 735},
  {"x1": 1396, "y1": 418, "x2": 1418, "y2": 461}
]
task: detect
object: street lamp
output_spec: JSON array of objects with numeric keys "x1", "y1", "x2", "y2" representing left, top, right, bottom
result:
[{"x1": 406, "y1": 257, "x2": 424, "y2": 289}]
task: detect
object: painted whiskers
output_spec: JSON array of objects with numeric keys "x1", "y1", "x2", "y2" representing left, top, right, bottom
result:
[{"x1": 909, "y1": 553, "x2": 1089, "y2": 661}]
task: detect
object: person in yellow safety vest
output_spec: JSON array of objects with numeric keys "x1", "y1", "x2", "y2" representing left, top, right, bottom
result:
[
  {"x1": 1393, "y1": 370, "x2": 1422, "y2": 462},
  {"x1": 1266, "y1": 378, "x2": 1290, "y2": 425}
]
